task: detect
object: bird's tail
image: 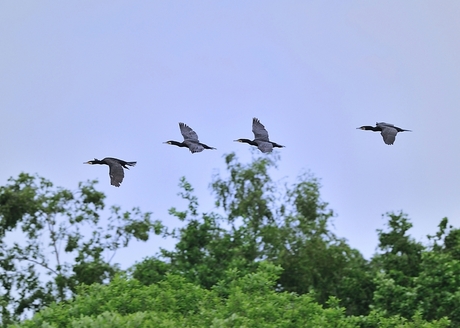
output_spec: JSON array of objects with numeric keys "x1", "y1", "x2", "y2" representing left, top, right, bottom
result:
[
  {"x1": 271, "y1": 142, "x2": 285, "y2": 148},
  {"x1": 125, "y1": 161, "x2": 137, "y2": 167},
  {"x1": 201, "y1": 143, "x2": 216, "y2": 150}
]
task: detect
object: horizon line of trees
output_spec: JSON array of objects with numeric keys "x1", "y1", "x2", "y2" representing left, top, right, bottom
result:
[{"x1": 0, "y1": 153, "x2": 458, "y2": 327}]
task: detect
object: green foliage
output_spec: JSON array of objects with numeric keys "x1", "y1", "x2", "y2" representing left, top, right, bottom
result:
[
  {"x1": 415, "y1": 251, "x2": 460, "y2": 323},
  {"x1": 129, "y1": 153, "x2": 460, "y2": 323},
  {"x1": 371, "y1": 212, "x2": 424, "y2": 318},
  {"x1": 351, "y1": 310, "x2": 450, "y2": 328},
  {"x1": 374, "y1": 212, "x2": 424, "y2": 282},
  {"x1": 131, "y1": 257, "x2": 171, "y2": 286},
  {"x1": 372, "y1": 214, "x2": 460, "y2": 325},
  {"x1": 0, "y1": 173, "x2": 162, "y2": 325},
  {"x1": 4, "y1": 155, "x2": 460, "y2": 326},
  {"x1": 133, "y1": 153, "x2": 374, "y2": 315},
  {"x1": 13, "y1": 263, "x2": 450, "y2": 328}
]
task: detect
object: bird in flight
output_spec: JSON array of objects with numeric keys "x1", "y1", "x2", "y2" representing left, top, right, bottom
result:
[
  {"x1": 235, "y1": 117, "x2": 285, "y2": 153},
  {"x1": 357, "y1": 122, "x2": 411, "y2": 145},
  {"x1": 84, "y1": 157, "x2": 136, "y2": 187},
  {"x1": 164, "y1": 122, "x2": 216, "y2": 153}
]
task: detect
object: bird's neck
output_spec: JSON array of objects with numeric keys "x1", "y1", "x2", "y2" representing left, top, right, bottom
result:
[
  {"x1": 171, "y1": 141, "x2": 188, "y2": 147},
  {"x1": 363, "y1": 126, "x2": 379, "y2": 131},
  {"x1": 240, "y1": 139, "x2": 258, "y2": 146}
]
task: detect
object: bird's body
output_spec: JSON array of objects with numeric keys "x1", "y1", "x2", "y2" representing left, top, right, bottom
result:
[
  {"x1": 357, "y1": 122, "x2": 411, "y2": 145},
  {"x1": 235, "y1": 118, "x2": 284, "y2": 153},
  {"x1": 84, "y1": 157, "x2": 136, "y2": 187},
  {"x1": 164, "y1": 122, "x2": 216, "y2": 153}
]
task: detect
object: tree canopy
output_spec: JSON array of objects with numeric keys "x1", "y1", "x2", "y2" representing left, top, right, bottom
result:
[
  {"x1": 1, "y1": 154, "x2": 459, "y2": 326},
  {"x1": 12, "y1": 263, "x2": 450, "y2": 328},
  {"x1": 133, "y1": 153, "x2": 374, "y2": 315},
  {"x1": 0, "y1": 173, "x2": 162, "y2": 325}
]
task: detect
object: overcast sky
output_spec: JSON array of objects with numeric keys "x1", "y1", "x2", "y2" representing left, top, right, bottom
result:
[{"x1": 1, "y1": 2, "x2": 460, "y2": 265}]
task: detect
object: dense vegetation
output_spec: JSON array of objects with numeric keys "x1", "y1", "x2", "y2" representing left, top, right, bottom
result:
[{"x1": 1, "y1": 153, "x2": 459, "y2": 327}]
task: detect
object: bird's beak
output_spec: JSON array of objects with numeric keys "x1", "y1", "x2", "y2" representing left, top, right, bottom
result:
[
  {"x1": 233, "y1": 139, "x2": 240, "y2": 142},
  {"x1": 83, "y1": 161, "x2": 90, "y2": 164}
]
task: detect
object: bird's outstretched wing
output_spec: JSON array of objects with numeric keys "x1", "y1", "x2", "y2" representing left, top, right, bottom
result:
[
  {"x1": 257, "y1": 141, "x2": 273, "y2": 153},
  {"x1": 376, "y1": 122, "x2": 394, "y2": 128},
  {"x1": 380, "y1": 126, "x2": 397, "y2": 145},
  {"x1": 179, "y1": 123, "x2": 199, "y2": 142},
  {"x1": 105, "y1": 158, "x2": 124, "y2": 187},
  {"x1": 184, "y1": 141, "x2": 204, "y2": 153},
  {"x1": 252, "y1": 118, "x2": 269, "y2": 141}
]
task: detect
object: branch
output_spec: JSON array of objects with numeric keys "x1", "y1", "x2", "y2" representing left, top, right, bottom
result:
[
  {"x1": 108, "y1": 249, "x2": 117, "y2": 264},
  {"x1": 45, "y1": 214, "x2": 61, "y2": 269},
  {"x1": 18, "y1": 257, "x2": 58, "y2": 276}
]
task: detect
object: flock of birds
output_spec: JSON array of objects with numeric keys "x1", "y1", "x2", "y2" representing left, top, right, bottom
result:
[{"x1": 84, "y1": 118, "x2": 411, "y2": 187}]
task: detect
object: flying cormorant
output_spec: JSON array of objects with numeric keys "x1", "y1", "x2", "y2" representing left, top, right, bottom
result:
[
  {"x1": 235, "y1": 117, "x2": 284, "y2": 153},
  {"x1": 164, "y1": 122, "x2": 216, "y2": 153},
  {"x1": 357, "y1": 122, "x2": 411, "y2": 145},
  {"x1": 84, "y1": 157, "x2": 136, "y2": 187}
]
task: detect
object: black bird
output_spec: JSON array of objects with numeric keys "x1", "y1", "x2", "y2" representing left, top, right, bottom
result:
[
  {"x1": 84, "y1": 157, "x2": 136, "y2": 187},
  {"x1": 235, "y1": 117, "x2": 285, "y2": 153},
  {"x1": 357, "y1": 122, "x2": 411, "y2": 145},
  {"x1": 164, "y1": 122, "x2": 216, "y2": 153}
]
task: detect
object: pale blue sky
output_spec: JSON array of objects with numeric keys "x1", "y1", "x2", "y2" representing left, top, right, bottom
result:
[{"x1": 1, "y1": 2, "x2": 460, "y2": 264}]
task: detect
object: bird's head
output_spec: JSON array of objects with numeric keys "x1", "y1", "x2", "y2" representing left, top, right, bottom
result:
[
  {"x1": 83, "y1": 158, "x2": 99, "y2": 165},
  {"x1": 164, "y1": 140, "x2": 186, "y2": 147},
  {"x1": 357, "y1": 126, "x2": 373, "y2": 131},
  {"x1": 234, "y1": 138, "x2": 258, "y2": 146}
]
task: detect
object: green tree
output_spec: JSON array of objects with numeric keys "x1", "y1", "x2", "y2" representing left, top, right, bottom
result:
[
  {"x1": 371, "y1": 212, "x2": 425, "y2": 318},
  {"x1": 371, "y1": 214, "x2": 460, "y2": 324},
  {"x1": 0, "y1": 173, "x2": 162, "y2": 325},
  {"x1": 132, "y1": 153, "x2": 374, "y2": 315},
  {"x1": 373, "y1": 212, "x2": 424, "y2": 282},
  {"x1": 415, "y1": 251, "x2": 460, "y2": 324},
  {"x1": 14, "y1": 263, "x2": 450, "y2": 328},
  {"x1": 415, "y1": 218, "x2": 460, "y2": 324}
]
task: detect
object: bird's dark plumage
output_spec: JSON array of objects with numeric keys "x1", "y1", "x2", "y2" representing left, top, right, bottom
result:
[
  {"x1": 235, "y1": 118, "x2": 284, "y2": 153},
  {"x1": 164, "y1": 122, "x2": 216, "y2": 153},
  {"x1": 357, "y1": 122, "x2": 411, "y2": 145},
  {"x1": 84, "y1": 157, "x2": 136, "y2": 187}
]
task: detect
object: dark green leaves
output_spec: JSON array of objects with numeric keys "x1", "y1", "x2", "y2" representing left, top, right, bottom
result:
[
  {"x1": 134, "y1": 153, "x2": 373, "y2": 315},
  {"x1": 0, "y1": 174, "x2": 162, "y2": 325}
]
